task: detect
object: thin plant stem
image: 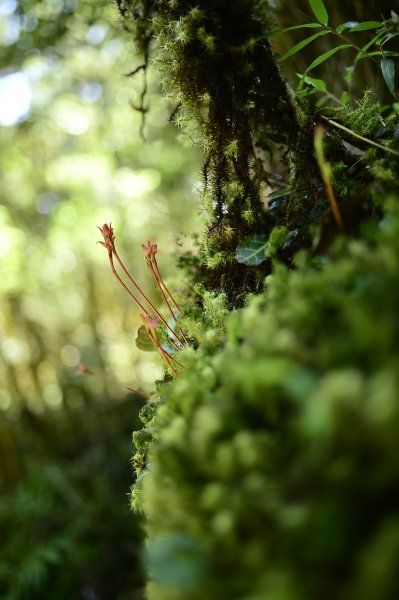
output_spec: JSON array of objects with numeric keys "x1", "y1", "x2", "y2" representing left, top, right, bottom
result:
[
  {"x1": 160, "y1": 348, "x2": 180, "y2": 377},
  {"x1": 113, "y1": 249, "x2": 186, "y2": 348},
  {"x1": 108, "y1": 252, "x2": 148, "y2": 315},
  {"x1": 164, "y1": 350, "x2": 184, "y2": 368},
  {"x1": 108, "y1": 252, "x2": 182, "y2": 353},
  {"x1": 152, "y1": 257, "x2": 182, "y2": 313},
  {"x1": 146, "y1": 326, "x2": 180, "y2": 377},
  {"x1": 160, "y1": 333, "x2": 181, "y2": 353},
  {"x1": 151, "y1": 257, "x2": 190, "y2": 353},
  {"x1": 145, "y1": 259, "x2": 177, "y2": 320},
  {"x1": 322, "y1": 116, "x2": 399, "y2": 158},
  {"x1": 323, "y1": 176, "x2": 344, "y2": 231},
  {"x1": 314, "y1": 125, "x2": 344, "y2": 232},
  {"x1": 145, "y1": 258, "x2": 190, "y2": 347},
  {"x1": 328, "y1": 27, "x2": 380, "y2": 66}
]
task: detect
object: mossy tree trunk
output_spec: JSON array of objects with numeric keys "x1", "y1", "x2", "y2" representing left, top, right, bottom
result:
[
  {"x1": 117, "y1": 0, "x2": 318, "y2": 300},
  {"x1": 117, "y1": 0, "x2": 397, "y2": 304},
  {"x1": 121, "y1": 3, "x2": 399, "y2": 600}
]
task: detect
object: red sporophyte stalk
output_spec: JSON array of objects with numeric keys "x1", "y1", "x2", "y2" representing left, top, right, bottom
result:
[
  {"x1": 140, "y1": 314, "x2": 182, "y2": 377},
  {"x1": 141, "y1": 240, "x2": 190, "y2": 347},
  {"x1": 97, "y1": 223, "x2": 186, "y2": 350},
  {"x1": 97, "y1": 223, "x2": 188, "y2": 376}
]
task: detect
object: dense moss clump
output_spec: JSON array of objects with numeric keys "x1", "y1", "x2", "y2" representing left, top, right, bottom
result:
[{"x1": 133, "y1": 194, "x2": 399, "y2": 599}]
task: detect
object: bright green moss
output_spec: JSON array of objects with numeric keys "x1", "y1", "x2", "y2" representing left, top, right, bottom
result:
[
  {"x1": 330, "y1": 90, "x2": 382, "y2": 137},
  {"x1": 138, "y1": 401, "x2": 158, "y2": 425},
  {"x1": 265, "y1": 225, "x2": 288, "y2": 257},
  {"x1": 133, "y1": 194, "x2": 399, "y2": 599},
  {"x1": 330, "y1": 161, "x2": 361, "y2": 197}
]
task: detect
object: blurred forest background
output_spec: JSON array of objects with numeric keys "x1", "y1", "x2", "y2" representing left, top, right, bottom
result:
[
  {"x1": 0, "y1": 0, "x2": 396, "y2": 598},
  {"x1": 0, "y1": 0, "x2": 200, "y2": 598}
]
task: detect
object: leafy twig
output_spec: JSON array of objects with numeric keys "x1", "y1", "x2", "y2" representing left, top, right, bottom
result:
[{"x1": 321, "y1": 116, "x2": 399, "y2": 157}]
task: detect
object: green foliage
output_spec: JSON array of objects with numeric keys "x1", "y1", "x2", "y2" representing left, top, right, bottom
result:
[
  {"x1": 120, "y1": 3, "x2": 399, "y2": 599},
  {"x1": 0, "y1": 1, "x2": 202, "y2": 597},
  {"x1": 269, "y1": 6, "x2": 399, "y2": 103},
  {"x1": 381, "y1": 58, "x2": 396, "y2": 95},
  {"x1": 330, "y1": 162, "x2": 359, "y2": 197},
  {"x1": 136, "y1": 325, "x2": 157, "y2": 352},
  {"x1": 139, "y1": 401, "x2": 158, "y2": 425},
  {"x1": 0, "y1": 399, "x2": 145, "y2": 600},
  {"x1": 235, "y1": 235, "x2": 269, "y2": 266},
  {"x1": 7, "y1": 4, "x2": 398, "y2": 600},
  {"x1": 134, "y1": 193, "x2": 399, "y2": 599},
  {"x1": 236, "y1": 227, "x2": 289, "y2": 266},
  {"x1": 201, "y1": 291, "x2": 229, "y2": 331},
  {"x1": 279, "y1": 30, "x2": 331, "y2": 62},
  {"x1": 120, "y1": 0, "x2": 399, "y2": 308},
  {"x1": 308, "y1": 0, "x2": 329, "y2": 26},
  {"x1": 265, "y1": 225, "x2": 289, "y2": 258},
  {"x1": 145, "y1": 533, "x2": 209, "y2": 588},
  {"x1": 328, "y1": 90, "x2": 382, "y2": 137}
]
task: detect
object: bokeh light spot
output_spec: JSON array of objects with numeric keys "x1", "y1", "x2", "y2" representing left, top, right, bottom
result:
[
  {"x1": 0, "y1": 72, "x2": 32, "y2": 125},
  {"x1": 61, "y1": 344, "x2": 81, "y2": 368}
]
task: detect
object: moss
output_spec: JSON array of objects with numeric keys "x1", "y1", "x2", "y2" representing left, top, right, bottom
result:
[
  {"x1": 330, "y1": 161, "x2": 362, "y2": 198},
  {"x1": 132, "y1": 193, "x2": 399, "y2": 599},
  {"x1": 122, "y1": 2, "x2": 398, "y2": 303},
  {"x1": 329, "y1": 90, "x2": 383, "y2": 138},
  {"x1": 121, "y1": 3, "x2": 399, "y2": 598},
  {"x1": 121, "y1": 0, "x2": 304, "y2": 298},
  {"x1": 265, "y1": 225, "x2": 288, "y2": 257}
]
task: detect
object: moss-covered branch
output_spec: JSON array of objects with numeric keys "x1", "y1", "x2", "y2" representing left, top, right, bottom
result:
[{"x1": 118, "y1": 0, "x2": 307, "y2": 298}]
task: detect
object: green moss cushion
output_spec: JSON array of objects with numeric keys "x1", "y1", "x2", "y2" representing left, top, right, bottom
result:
[{"x1": 133, "y1": 196, "x2": 399, "y2": 600}]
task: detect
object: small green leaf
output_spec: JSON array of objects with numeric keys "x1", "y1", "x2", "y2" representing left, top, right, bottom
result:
[
  {"x1": 135, "y1": 325, "x2": 156, "y2": 352},
  {"x1": 340, "y1": 90, "x2": 350, "y2": 105},
  {"x1": 355, "y1": 34, "x2": 381, "y2": 61},
  {"x1": 349, "y1": 21, "x2": 381, "y2": 31},
  {"x1": 299, "y1": 74, "x2": 327, "y2": 91},
  {"x1": 315, "y1": 95, "x2": 330, "y2": 107},
  {"x1": 304, "y1": 44, "x2": 351, "y2": 74},
  {"x1": 265, "y1": 226, "x2": 289, "y2": 258},
  {"x1": 308, "y1": 0, "x2": 329, "y2": 26},
  {"x1": 344, "y1": 66, "x2": 354, "y2": 83},
  {"x1": 268, "y1": 188, "x2": 292, "y2": 200},
  {"x1": 381, "y1": 32, "x2": 399, "y2": 46},
  {"x1": 336, "y1": 22, "x2": 359, "y2": 34},
  {"x1": 262, "y1": 22, "x2": 322, "y2": 40},
  {"x1": 279, "y1": 30, "x2": 330, "y2": 62},
  {"x1": 297, "y1": 88, "x2": 311, "y2": 102},
  {"x1": 381, "y1": 58, "x2": 396, "y2": 95},
  {"x1": 236, "y1": 235, "x2": 268, "y2": 266}
]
